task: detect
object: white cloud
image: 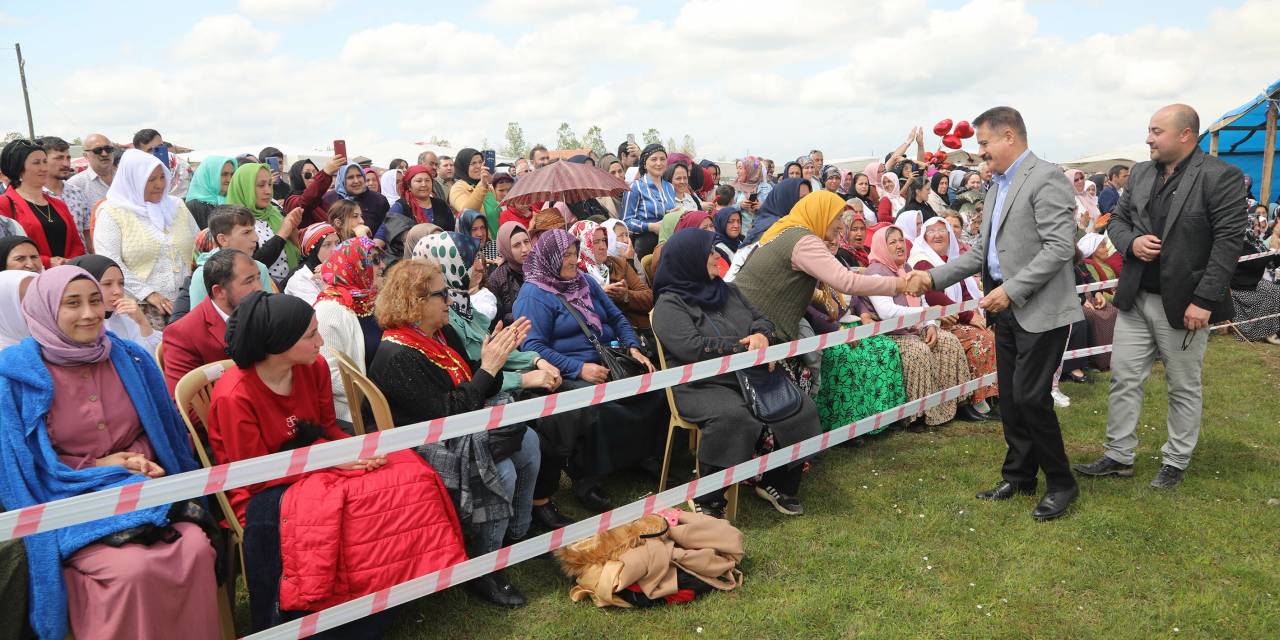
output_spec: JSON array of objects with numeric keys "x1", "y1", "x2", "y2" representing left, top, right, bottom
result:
[
  {"x1": 238, "y1": 0, "x2": 334, "y2": 21},
  {"x1": 176, "y1": 15, "x2": 280, "y2": 60},
  {"x1": 475, "y1": 0, "x2": 613, "y2": 24},
  {"x1": 20, "y1": 0, "x2": 1280, "y2": 168}
]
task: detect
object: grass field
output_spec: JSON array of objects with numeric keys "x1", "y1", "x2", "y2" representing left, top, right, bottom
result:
[{"x1": 242, "y1": 336, "x2": 1280, "y2": 639}]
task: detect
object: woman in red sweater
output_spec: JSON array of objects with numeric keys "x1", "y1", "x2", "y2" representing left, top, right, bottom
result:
[
  {"x1": 207, "y1": 291, "x2": 466, "y2": 632},
  {"x1": 0, "y1": 139, "x2": 86, "y2": 267}
]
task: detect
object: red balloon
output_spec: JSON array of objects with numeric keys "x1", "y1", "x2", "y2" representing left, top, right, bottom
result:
[
  {"x1": 941, "y1": 162, "x2": 953, "y2": 169},
  {"x1": 923, "y1": 151, "x2": 935, "y2": 162},
  {"x1": 942, "y1": 135, "x2": 962, "y2": 150},
  {"x1": 934, "y1": 150, "x2": 949, "y2": 163},
  {"x1": 933, "y1": 119, "x2": 953, "y2": 137},
  {"x1": 954, "y1": 121, "x2": 974, "y2": 139}
]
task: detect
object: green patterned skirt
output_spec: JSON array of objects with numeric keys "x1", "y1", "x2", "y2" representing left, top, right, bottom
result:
[{"x1": 816, "y1": 330, "x2": 907, "y2": 434}]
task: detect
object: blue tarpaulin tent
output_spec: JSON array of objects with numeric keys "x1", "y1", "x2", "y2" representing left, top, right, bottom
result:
[{"x1": 1199, "y1": 79, "x2": 1280, "y2": 207}]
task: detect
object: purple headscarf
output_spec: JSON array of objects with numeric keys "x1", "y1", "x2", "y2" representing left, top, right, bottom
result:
[
  {"x1": 21, "y1": 265, "x2": 112, "y2": 366},
  {"x1": 524, "y1": 229, "x2": 601, "y2": 332}
]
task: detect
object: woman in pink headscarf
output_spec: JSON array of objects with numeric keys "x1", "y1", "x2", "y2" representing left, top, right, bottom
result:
[
  {"x1": 861, "y1": 225, "x2": 970, "y2": 429},
  {"x1": 1065, "y1": 169, "x2": 1100, "y2": 232},
  {"x1": 730, "y1": 155, "x2": 772, "y2": 225},
  {"x1": 876, "y1": 171, "x2": 904, "y2": 223}
]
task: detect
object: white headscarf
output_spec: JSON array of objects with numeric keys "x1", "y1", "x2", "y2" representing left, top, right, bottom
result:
[
  {"x1": 600, "y1": 219, "x2": 630, "y2": 258},
  {"x1": 894, "y1": 208, "x2": 923, "y2": 242},
  {"x1": 105, "y1": 149, "x2": 179, "y2": 229},
  {"x1": 0, "y1": 270, "x2": 37, "y2": 348},
  {"x1": 380, "y1": 168, "x2": 403, "y2": 204},
  {"x1": 908, "y1": 216, "x2": 982, "y2": 306},
  {"x1": 1077, "y1": 232, "x2": 1105, "y2": 258}
]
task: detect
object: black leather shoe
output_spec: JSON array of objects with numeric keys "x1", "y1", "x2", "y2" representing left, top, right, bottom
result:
[
  {"x1": 1072, "y1": 455, "x2": 1134, "y2": 477},
  {"x1": 692, "y1": 498, "x2": 727, "y2": 519},
  {"x1": 575, "y1": 486, "x2": 614, "y2": 512},
  {"x1": 467, "y1": 572, "x2": 526, "y2": 608},
  {"x1": 1032, "y1": 485, "x2": 1079, "y2": 521},
  {"x1": 975, "y1": 480, "x2": 1037, "y2": 500},
  {"x1": 985, "y1": 399, "x2": 1001, "y2": 420},
  {"x1": 907, "y1": 419, "x2": 928, "y2": 433},
  {"x1": 1149, "y1": 464, "x2": 1184, "y2": 489},
  {"x1": 956, "y1": 404, "x2": 991, "y2": 422},
  {"x1": 530, "y1": 500, "x2": 574, "y2": 530}
]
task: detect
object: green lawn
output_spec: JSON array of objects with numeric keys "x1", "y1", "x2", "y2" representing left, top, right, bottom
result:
[{"x1": 245, "y1": 337, "x2": 1280, "y2": 639}]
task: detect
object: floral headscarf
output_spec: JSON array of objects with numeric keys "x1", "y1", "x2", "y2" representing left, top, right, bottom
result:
[
  {"x1": 570, "y1": 220, "x2": 610, "y2": 286},
  {"x1": 524, "y1": 229, "x2": 601, "y2": 332},
  {"x1": 316, "y1": 237, "x2": 380, "y2": 316},
  {"x1": 413, "y1": 231, "x2": 480, "y2": 320}
]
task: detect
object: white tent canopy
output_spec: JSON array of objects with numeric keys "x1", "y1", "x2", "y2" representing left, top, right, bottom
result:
[{"x1": 1061, "y1": 144, "x2": 1149, "y2": 173}]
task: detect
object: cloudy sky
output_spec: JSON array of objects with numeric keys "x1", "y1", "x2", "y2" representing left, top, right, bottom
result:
[{"x1": 1, "y1": 0, "x2": 1277, "y2": 165}]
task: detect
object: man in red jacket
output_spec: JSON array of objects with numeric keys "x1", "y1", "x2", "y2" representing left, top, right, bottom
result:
[{"x1": 163, "y1": 249, "x2": 264, "y2": 394}]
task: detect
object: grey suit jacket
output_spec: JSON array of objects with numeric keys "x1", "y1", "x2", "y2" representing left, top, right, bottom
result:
[{"x1": 929, "y1": 151, "x2": 1084, "y2": 333}]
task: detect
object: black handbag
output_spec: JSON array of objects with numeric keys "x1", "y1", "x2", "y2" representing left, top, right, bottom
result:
[
  {"x1": 705, "y1": 315, "x2": 804, "y2": 423},
  {"x1": 555, "y1": 295, "x2": 648, "y2": 381}
]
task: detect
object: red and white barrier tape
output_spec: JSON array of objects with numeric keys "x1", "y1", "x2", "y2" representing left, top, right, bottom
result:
[
  {"x1": 0, "y1": 297, "x2": 973, "y2": 542},
  {"x1": 244, "y1": 372, "x2": 999, "y2": 639},
  {"x1": 2, "y1": 250, "x2": 1271, "y2": 541}
]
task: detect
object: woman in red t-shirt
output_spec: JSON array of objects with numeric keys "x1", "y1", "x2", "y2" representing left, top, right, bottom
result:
[{"x1": 207, "y1": 291, "x2": 466, "y2": 631}]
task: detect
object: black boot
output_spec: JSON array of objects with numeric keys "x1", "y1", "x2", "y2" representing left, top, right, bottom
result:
[
  {"x1": 467, "y1": 571, "x2": 526, "y2": 608},
  {"x1": 530, "y1": 500, "x2": 574, "y2": 530}
]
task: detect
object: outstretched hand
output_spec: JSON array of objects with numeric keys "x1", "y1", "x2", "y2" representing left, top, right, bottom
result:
[{"x1": 901, "y1": 270, "x2": 932, "y2": 296}]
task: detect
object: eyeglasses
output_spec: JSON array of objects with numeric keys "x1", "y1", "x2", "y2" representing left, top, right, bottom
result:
[
  {"x1": 87, "y1": 146, "x2": 114, "y2": 156},
  {"x1": 420, "y1": 286, "x2": 450, "y2": 302}
]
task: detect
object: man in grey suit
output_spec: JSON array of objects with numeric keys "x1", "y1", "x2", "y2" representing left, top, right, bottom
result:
[
  {"x1": 1073, "y1": 104, "x2": 1246, "y2": 489},
  {"x1": 912, "y1": 106, "x2": 1083, "y2": 521}
]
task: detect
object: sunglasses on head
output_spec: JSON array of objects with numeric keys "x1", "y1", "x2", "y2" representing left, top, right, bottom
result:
[{"x1": 88, "y1": 145, "x2": 114, "y2": 156}]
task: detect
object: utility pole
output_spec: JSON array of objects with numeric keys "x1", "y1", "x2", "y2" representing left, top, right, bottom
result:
[{"x1": 15, "y1": 43, "x2": 34, "y2": 139}]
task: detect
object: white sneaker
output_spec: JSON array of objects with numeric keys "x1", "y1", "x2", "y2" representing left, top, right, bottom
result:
[{"x1": 1051, "y1": 388, "x2": 1071, "y2": 408}]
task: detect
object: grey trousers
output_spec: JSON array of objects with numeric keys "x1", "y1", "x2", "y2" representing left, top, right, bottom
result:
[{"x1": 1104, "y1": 291, "x2": 1209, "y2": 469}]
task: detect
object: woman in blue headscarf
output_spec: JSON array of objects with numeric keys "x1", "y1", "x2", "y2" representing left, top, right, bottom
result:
[
  {"x1": 183, "y1": 155, "x2": 235, "y2": 229},
  {"x1": 741, "y1": 177, "x2": 813, "y2": 246},
  {"x1": 321, "y1": 162, "x2": 390, "y2": 239}
]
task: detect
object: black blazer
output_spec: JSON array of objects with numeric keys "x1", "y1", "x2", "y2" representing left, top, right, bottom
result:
[{"x1": 1107, "y1": 149, "x2": 1247, "y2": 328}]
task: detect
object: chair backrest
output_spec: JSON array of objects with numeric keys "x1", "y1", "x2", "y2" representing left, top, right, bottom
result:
[
  {"x1": 648, "y1": 310, "x2": 687, "y2": 421},
  {"x1": 174, "y1": 359, "x2": 243, "y2": 539},
  {"x1": 154, "y1": 339, "x2": 165, "y2": 375},
  {"x1": 333, "y1": 350, "x2": 395, "y2": 434}
]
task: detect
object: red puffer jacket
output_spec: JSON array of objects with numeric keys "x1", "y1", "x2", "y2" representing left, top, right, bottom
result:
[{"x1": 278, "y1": 450, "x2": 468, "y2": 611}]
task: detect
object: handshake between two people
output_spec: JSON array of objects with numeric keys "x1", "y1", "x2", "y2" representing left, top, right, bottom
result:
[{"x1": 896, "y1": 270, "x2": 1012, "y2": 313}]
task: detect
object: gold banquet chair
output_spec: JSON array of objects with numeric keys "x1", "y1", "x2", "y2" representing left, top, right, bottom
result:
[
  {"x1": 332, "y1": 349, "x2": 395, "y2": 435},
  {"x1": 649, "y1": 311, "x2": 738, "y2": 521},
  {"x1": 173, "y1": 358, "x2": 242, "y2": 640}
]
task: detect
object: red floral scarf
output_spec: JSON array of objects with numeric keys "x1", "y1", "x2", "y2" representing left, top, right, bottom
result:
[{"x1": 316, "y1": 237, "x2": 380, "y2": 316}]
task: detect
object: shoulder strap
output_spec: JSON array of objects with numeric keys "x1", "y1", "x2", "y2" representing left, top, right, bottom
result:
[{"x1": 553, "y1": 294, "x2": 603, "y2": 348}]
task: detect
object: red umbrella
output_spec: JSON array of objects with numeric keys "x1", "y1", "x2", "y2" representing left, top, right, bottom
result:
[{"x1": 502, "y1": 160, "x2": 627, "y2": 206}]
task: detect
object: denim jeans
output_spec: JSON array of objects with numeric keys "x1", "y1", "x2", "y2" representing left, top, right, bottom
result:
[{"x1": 473, "y1": 427, "x2": 540, "y2": 553}]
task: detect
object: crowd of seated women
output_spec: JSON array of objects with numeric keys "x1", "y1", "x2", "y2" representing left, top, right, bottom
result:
[{"x1": 0, "y1": 131, "x2": 1210, "y2": 638}]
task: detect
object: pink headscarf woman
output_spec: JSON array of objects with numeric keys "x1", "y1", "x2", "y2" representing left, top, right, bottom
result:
[
  {"x1": 730, "y1": 156, "x2": 764, "y2": 195},
  {"x1": 1065, "y1": 169, "x2": 1100, "y2": 226},
  {"x1": 867, "y1": 225, "x2": 918, "y2": 306}
]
